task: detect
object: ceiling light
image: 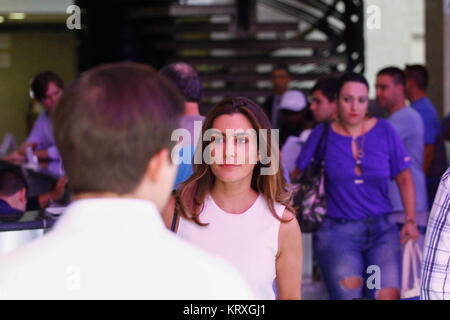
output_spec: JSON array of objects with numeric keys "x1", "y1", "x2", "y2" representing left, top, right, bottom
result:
[{"x1": 8, "y1": 13, "x2": 26, "y2": 20}]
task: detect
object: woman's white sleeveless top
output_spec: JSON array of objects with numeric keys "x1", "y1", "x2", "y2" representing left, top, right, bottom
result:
[{"x1": 177, "y1": 194, "x2": 285, "y2": 300}]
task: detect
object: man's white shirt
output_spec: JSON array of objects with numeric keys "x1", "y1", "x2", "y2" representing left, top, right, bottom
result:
[{"x1": 0, "y1": 198, "x2": 254, "y2": 299}]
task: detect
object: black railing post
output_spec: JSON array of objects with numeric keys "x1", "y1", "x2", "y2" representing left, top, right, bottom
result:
[{"x1": 342, "y1": 0, "x2": 365, "y2": 72}]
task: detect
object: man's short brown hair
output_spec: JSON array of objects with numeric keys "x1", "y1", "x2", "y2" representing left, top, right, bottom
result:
[
  {"x1": 31, "y1": 71, "x2": 64, "y2": 102},
  {"x1": 53, "y1": 62, "x2": 185, "y2": 195},
  {"x1": 405, "y1": 64, "x2": 429, "y2": 91}
]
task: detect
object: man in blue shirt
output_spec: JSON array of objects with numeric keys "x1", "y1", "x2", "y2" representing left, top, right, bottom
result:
[
  {"x1": 6, "y1": 72, "x2": 64, "y2": 162},
  {"x1": 405, "y1": 65, "x2": 447, "y2": 209},
  {"x1": 376, "y1": 67, "x2": 428, "y2": 247}
]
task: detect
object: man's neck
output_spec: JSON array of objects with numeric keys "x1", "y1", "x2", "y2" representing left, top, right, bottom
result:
[
  {"x1": 274, "y1": 88, "x2": 288, "y2": 96},
  {"x1": 0, "y1": 196, "x2": 9, "y2": 205},
  {"x1": 0, "y1": 196, "x2": 21, "y2": 211},
  {"x1": 184, "y1": 102, "x2": 200, "y2": 116},
  {"x1": 408, "y1": 90, "x2": 426, "y2": 104},
  {"x1": 328, "y1": 109, "x2": 338, "y2": 122},
  {"x1": 389, "y1": 99, "x2": 407, "y2": 116}
]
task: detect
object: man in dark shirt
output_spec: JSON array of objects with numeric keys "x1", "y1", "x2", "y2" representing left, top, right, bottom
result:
[
  {"x1": 0, "y1": 167, "x2": 67, "y2": 222},
  {"x1": 405, "y1": 65, "x2": 448, "y2": 208},
  {"x1": 0, "y1": 168, "x2": 27, "y2": 222},
  {"x1": 262, "y1": 64, "x2": 292, "y2": 128}
]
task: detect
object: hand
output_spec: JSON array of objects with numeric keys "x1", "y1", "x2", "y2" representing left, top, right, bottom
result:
[
  {"x1": 400, "y1": 221, "x2": 420, "y2": 244},
  {"x1": 19, "y1": 142, "x2": 38, "y2": 156},
  {"x1": 50, "y1": 176, "x2": 68, "y2": 202},
  {"x1": 2, "y1": 151, "x2": 26, "y2": 162}
]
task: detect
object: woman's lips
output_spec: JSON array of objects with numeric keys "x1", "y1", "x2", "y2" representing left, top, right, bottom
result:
[{"x1": 219, "y1": 164, "x2": 241, "y2": 168}]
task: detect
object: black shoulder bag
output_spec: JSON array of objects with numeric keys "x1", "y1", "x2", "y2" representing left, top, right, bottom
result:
[{"x1": 292, "y1": 123, "x2": 329, "y2": 233}]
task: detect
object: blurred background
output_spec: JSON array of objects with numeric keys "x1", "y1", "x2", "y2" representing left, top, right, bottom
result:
[{"x1": 0, "y1": 0, "x2": 448, "y2": 147}]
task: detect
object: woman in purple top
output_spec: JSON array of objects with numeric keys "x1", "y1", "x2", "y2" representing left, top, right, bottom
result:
[{"x1": 294, "y1": 73, "x2": 420, "y2": 300}]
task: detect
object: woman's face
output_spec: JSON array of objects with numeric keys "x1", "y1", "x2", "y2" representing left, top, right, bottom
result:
[
  {"x1": 338, "y1": 81, "x2": 369, "y2": 126},
  {"x1": 208, "y1": 113, "x2": 259, "y2": 184}
]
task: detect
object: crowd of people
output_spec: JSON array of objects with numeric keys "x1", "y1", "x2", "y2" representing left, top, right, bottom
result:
[{"x1": 0, "y1": 60, "x2": 449, "y2": 300}]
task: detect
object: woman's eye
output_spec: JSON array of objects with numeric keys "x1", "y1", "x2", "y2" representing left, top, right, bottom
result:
[
  {"x1": 343, "y1": 97, "x2": 352, "y2": 103},
  {"x1": 359, "y1": 98, "x2": 368, "y2": 104},
  {"x1": 236, "y1": 136, "x2": 248, "y2": 144},
  {"x1": 212, "y1": 136, "x2": 223, "y2": 143}
]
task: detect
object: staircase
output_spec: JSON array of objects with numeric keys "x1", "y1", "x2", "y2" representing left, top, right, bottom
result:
[{"x1": 76, "y1": 0, "x2": 365, "y2": 113}]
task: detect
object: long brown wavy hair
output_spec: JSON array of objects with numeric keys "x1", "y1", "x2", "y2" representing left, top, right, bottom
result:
[{"x1": 175, "y1": 97, "x2": 294, "y2": 226}]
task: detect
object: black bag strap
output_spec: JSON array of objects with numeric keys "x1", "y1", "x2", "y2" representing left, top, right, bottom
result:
[
  {"x1": 312, "y1": 122, "x2": 329, "y2": 165},
  {"x1": 170, "y1": 208, "x2": 178, "y2": 232},
  {"x1": 170, "y1": 192, "x2": 179, "y2": 232}
]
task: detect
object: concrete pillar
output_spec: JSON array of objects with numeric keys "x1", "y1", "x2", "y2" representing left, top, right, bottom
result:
[
  {"x1": 426, "y1": 0, "x2": 450, "y2": 118},
  {"x1": 364, "y1": 0, "x2": 425, "y2": 98}
]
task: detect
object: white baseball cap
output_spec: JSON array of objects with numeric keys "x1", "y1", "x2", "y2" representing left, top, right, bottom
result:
[{"x1": 279, "y1": 90, "x2": 307, "y2": 112}]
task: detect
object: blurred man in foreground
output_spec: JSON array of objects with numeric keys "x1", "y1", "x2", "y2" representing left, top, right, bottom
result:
[{"x1": 0, "y1": 62, "x2": 253, "y2": 299}]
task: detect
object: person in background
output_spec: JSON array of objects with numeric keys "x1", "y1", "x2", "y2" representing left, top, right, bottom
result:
[
  {"x1": 262, "y1": 64, "x2": 292, "y2": 128},
  {"x1": 288, "y1": 76, "x2": 340, "y2": 180},
  {"x1": 9, "y1": 71, "x2": 64, "y2": 162},
  {"x1": 0, "y1": 168, "x2": 28, "y2": 221},
  {"x1": 309, "y1": 76, "x2": 339, "y2": 123},
  {"x1": 277, "y1": 89, "x2": 312, "y2": 148},
  {"x1": 376, "y1": 66, "x2": 429, "y2": 249},
  {"x1": 442, "y1": 113, "x2": 450, "y2": 142},
  {"x1": 0, "y1": 167, "x2": 67, "y2": 223},
  {"x1": 166, "y1": 97, "x2": 302, "y2": 300},
  {"x1": 160, "y1": 62, "x2": 205, "y2": 224},
  {"x1": 421, "y1": 167, "x2": 450, "y2": 300},
  {"x1": 0, "y1": 62, "x2": 254, "y2": 299},
  {"x1": 295, "y1": 73, "x2": 419, "y2": 300},
  {"x1": 280, "y1": 90, "x2": 311, "y2": 174},
  {"x1": 287, "y1": 76, "x2": 340, "y2": 290},
  {"x1": 160, "y1": 62, "x2": 205, "y2": 149},
  {"x1": 405, "y1": 65, "x2": 448, "y2": 208}
]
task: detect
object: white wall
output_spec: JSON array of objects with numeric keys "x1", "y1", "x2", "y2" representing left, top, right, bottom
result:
[
  {"x1": 364, "y1": 0, "x2": 425, "y2": 98},
  {"x1": 0, "y1": 0, "x2": 73, "y2": 13}
]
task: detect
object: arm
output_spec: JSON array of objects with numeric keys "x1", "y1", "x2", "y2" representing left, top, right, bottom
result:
[
  {"x1": 24, "y1": 144, "x2": 60, "y2": 161},
  {"x1": 33, "y1": 149, "x2": 50, "y2": 161},
  {"x1": 395, "y1": 168, "x2": 420, "y2": 244},
  {"x1": 290, "y1": 167, "x2": 300, "y2": 182},
  {"x1": 22, "y1": 114, "x2": 44, "y2": 155},
  {"x1": 22, "y1": 113, "x2": 60, "y2": 161},
  {"x1": 423, "y1": 144, "x2": 435, "y2": 175},
  {"x1": 18, "y1": 144, "x2": 50, "y2": 161},
  {"x1": 38, "y1": 176, "x2": 68, "y2": 209},
  {"x1": 276, "y1": 209, "x2": 302, "y2": 300}
]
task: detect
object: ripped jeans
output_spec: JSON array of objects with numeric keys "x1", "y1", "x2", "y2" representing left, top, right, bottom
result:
[{"x1": 314, "y1": 214, "x2": 401, "y2": 300}]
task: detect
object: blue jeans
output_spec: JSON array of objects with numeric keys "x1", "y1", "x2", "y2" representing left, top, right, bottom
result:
[{"x1": 314, "y1": 215, "x2": 401, "y2": 300}]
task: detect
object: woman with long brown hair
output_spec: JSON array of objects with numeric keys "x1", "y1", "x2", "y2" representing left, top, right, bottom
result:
[{"x1": 163, "y1": 97, "x2": 302, "y2": 300}]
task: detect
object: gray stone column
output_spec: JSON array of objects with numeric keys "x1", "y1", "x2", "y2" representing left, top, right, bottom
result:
[{"x1": 426, "y1": 0, "x2": 450, "y2": 118}]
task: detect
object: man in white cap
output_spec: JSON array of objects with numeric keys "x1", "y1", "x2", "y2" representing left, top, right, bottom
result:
[{"x1": 279, "y1": 90, "x2": 312, "y2": 173}]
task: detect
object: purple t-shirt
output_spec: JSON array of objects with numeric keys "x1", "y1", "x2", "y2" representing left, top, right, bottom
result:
[
  {"x1": 295, "y1": 119, "x2": 411, "y2": 220},
  {"x1": 26, "y1": 111, "x2": 60, "y2": 161}
]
